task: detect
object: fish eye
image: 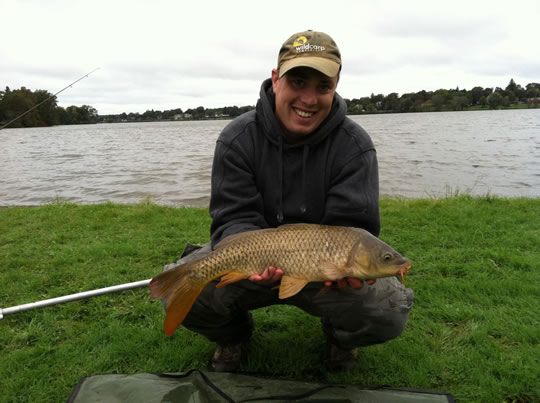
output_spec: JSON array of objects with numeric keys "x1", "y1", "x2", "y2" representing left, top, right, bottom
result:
[{"x1": 383, "y1": 253, "x2": 392, "y2": 261}]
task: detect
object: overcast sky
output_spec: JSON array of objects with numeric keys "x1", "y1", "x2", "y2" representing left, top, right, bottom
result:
[{"x1": 1, "y1": 0, "x2": 539, "y2": 115}]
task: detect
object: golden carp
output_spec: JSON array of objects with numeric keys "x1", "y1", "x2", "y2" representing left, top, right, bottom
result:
[{"x1": 150, "y1": 224, "x2": 411, "y2": 336}]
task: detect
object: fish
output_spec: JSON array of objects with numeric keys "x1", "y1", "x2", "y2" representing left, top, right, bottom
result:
[{"x1": 150, "y1": 223, "x2": 411, "y2": 336}]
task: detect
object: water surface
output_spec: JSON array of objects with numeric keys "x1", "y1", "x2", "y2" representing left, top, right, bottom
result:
[{"x1": 1, "y1": 109, "x2": 538, "y2": 206}]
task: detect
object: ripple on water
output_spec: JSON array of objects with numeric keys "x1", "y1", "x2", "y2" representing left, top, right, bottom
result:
[{"x1": 1, "y1": 113, "x2": 539, "y2": 205}]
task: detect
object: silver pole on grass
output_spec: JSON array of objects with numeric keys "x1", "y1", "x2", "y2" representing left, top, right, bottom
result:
[{"x1": 0, "y1": 279, "x2": 151, "y2": 319}]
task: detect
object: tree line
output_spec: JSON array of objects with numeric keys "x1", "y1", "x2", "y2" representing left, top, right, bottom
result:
[
  {"x1": 1, "y1": 79, "x2": 539, "y2": 129},
  {"x1": 345, "y1": 79, "x2": 540, "y2": 114},
  {"x1": 0, "y1": 86, "x2": 98, "y2": 128},
  {"x1": 98, "y1": 105, "x2": 255, "y2": 124}
]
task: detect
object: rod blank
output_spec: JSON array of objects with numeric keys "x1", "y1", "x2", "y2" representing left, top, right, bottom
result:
[{"x1": 0, "y1": 279, "x2": 151, "y2": 319}]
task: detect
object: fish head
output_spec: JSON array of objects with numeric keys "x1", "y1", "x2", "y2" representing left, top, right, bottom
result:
[
  {"x1": 349, "y1": 230, "x2": 412, "y2": 281},
  {"x1": 373, "y1": 247, "x2": 412, "y2": 282}
]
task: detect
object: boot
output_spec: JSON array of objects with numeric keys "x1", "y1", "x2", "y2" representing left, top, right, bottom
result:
[
  {"x1": 211, "y1": 342, "x2": 247, "y2": 372},
  {"x1": 324, "y1": 341, "x2": 358, "y2": 372}
]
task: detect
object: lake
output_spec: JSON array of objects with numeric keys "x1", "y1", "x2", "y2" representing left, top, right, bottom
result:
[{"x1": 0, "y1": 109, "x2": 539, "y2": 207}]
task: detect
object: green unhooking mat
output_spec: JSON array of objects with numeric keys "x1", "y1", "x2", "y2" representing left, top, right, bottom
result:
[{"x1": 67, "y1": 369, "x2": 454, "y2": 403}]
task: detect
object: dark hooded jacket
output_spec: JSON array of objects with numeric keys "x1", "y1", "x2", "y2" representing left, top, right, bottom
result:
[{"x1": 209, "y1": 78, "x2": 380, "y2": 246}]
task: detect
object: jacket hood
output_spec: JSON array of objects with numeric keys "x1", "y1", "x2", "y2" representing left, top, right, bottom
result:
[{"x1": 255, "y1": 78, "x2": 347, "y2": 148}]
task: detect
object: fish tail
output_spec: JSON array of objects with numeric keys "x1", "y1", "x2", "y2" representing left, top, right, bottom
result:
[{"x1": 149, "y1": 262, "x2": 205, "y2": 336}]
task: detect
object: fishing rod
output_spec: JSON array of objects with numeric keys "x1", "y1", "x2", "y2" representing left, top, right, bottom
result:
[
  {"x1": 0, "y1": 278, "x2": 151, "y2": 319},
  {"x1": 0, "y1": 67, "x2": 100, "y2": 130}
]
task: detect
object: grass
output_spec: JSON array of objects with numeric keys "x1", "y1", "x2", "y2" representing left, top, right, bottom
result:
[{"x1": 0, "y1": 197, "x2": 538, "y2": 402}]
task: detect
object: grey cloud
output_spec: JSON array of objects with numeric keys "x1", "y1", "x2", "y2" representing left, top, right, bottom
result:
[
  {"x1": 371, "y1": 16, "x2": 507, "y2": 42},
  {"x1": 464, "y1": 56, "x2": 540, "y2": 80}
]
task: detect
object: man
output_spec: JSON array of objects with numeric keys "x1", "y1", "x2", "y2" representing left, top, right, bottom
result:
[{"x1": 165, "y1": 30, "x2": 413, "y2": 372}]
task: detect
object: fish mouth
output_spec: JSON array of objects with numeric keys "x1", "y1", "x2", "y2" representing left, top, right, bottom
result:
[{"x1": 396, "y1": 263, "x2": 412, "y2": 284}]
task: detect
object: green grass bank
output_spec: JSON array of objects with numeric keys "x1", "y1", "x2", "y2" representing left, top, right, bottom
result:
[{"x1": 0, "y1": 197, "x2": 538, "y2": 402}]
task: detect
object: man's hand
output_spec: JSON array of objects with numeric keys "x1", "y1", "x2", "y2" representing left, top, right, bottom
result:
[
  {"x1": 324, "y1": 278, "x2": 376, "y2": 289},
  {"x1": 249, "y1": 266, "x2": 284, "y2": 285}
]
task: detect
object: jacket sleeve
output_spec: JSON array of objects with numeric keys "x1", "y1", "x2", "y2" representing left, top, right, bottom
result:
[
  {"x1": 321, "y1": 148, "x2": 381, "y2": 237},
  {"x1": 209, "y1": 136, "x2": 268, "y2": 247}
]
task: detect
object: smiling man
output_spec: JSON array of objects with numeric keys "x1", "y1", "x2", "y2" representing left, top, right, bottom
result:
[{"x1": 164, "y1": 30, "x2": 414, "y2": 373}]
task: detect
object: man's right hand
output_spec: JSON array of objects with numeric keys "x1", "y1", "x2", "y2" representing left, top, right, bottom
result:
[{"x1": 249, "y1": 266, "x2": 283, "y2": 285}]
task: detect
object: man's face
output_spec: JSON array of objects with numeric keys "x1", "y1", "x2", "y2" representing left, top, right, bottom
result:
[{"x1": 271, "y1": 67, "x2": 338, "y2": 141}]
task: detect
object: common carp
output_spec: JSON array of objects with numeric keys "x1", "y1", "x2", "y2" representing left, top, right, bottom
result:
[{"x1": 150, "y1": 224, "x2": 411, "y2": 336}]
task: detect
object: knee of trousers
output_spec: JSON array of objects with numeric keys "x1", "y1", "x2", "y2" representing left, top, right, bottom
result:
[
  {"x1": 324, "y1": 306, "x2": 412, "y2": 349},
  {"x1": 322, "y1": 279, "x2": 414, "y2": 348},
  {"x1": 374, "y1": 305, "x2": 412, "y2": 342}
]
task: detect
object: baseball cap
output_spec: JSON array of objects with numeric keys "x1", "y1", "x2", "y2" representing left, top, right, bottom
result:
[{"x1": 277, "y1": 30, "x2": 341, "y2": 78}]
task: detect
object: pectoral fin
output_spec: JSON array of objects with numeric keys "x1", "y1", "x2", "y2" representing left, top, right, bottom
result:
[
  {"x1": 279, "y1": 276, "x2": 309, "y2": 299},
  {"x1": 216, "y1": 271, "x2": 250, "y2": 288}
]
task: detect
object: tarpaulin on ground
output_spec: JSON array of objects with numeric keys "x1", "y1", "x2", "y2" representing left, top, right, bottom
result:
[{"x1": 67, "y1": 369, "x2": 454, "y2": 403}]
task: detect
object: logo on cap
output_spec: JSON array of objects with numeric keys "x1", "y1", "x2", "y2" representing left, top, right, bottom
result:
[
  {"x1": 292, "y1": 35, "x2": 326, "y2": 54},
  {"x1": 293, "y1": 36, "x2": 308, "y2": 47}
]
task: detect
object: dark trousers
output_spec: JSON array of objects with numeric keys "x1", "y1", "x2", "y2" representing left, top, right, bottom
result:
[{"x1": 163, "y1": 243, "x2": 414, "y2": 349}]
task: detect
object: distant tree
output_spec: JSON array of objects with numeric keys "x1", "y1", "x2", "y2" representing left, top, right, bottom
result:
[
  {"x1": 0, "y1": 86, "x2": 9, "y2": 123},
  {"x1": 505, "y1": 78, "x2": 517, "y2": 92},
  {"x1": 398, "y1": 96, "x2": 413, "y2": 112},
  {"x1": 470, "y1": 87, "x2": 485, "y2": 106},
  {"x1": 64, "y1": 105, "x2": 79, "y2": 124},
  {"x1": 128, "y1": 112, "x2": 140, "y2": 121},
  {"x1": 79, "y1": 105, "x2": 98, "y2": 123},
  {"x1": 370, "y1": 93, "x2": 384, "y2": 110},
  {"x1": 1, "y1": 87, "x2": 38, "y2": 127},
  {"x1": 487, "y1": 92, "x2": 504, "y2": 109},
  {"x1": 33, "y1": 90, "x2": 59, "y2": 126},
  {"x1": 432, "y1": 89, "x2": 450, "y2": 111},
  {"x1": 142, "y1": 109, "x2": 156, "y2": 120},
  {"x1": 526, "y1": 83, "x2": 540, "y2": 99},
  {"x1": 382, "y1": 93, "x2": 399, "y2": 111},
  {"x1": 223, "y1": 106, "x2": 241, "y2": 117},
  {"x1": 420, "y1": 100, "x2": 434, "y2": 112},
  {"x1": 0, "y1": 86, "x2": 69, "y2": 127},
  {"x1": 479, "y1": 95, "x2": 487, "y2": 106},
  {"x1": 450, "y1": 96, "x2": 469, "y2": 111},
  {"x1": 347, "y1": 103, "x2": 360, "y2": 114}
]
